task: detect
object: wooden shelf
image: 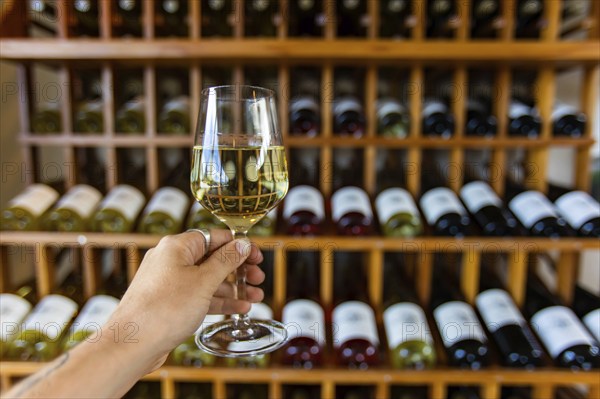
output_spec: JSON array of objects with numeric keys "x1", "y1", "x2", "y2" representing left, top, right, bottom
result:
[{"x1": 1, "y1": 40, "x2": 599, "y2": 63}]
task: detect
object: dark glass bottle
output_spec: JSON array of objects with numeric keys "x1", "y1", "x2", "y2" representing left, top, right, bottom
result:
[
  {"x1": 380, "y1": 0, "x2": 414, "y2": 39},
  {"x1": 470, "y1": 0, "x2": 501, "y2": 38},
  {"x1": 459, "y1": 180, "x2": 517, "y2": 236},
  {"x1": 283, "y1": 385, "x2": 321, "y2": 399},
  {"x1": 524, "y1": 272, "x2": 600, "y2": 370},
  {"x1": 333, "y1": 148, "x2": 363, "y2": 191},
  {"x1": 500, "y1": 386, "x2": 532, "y2": 399},
  {"x1": 332, "y1": 252, "x2": 381, "y2": 369},
  {"x1": 475, "y1": 262, "x2": 545, "y2": 368},
  {"x1": 73, "y1": 0, "x2": 99, "y2": 36},
  {"x1": 554, "y1": 190, "x2": 600, "y2": 237},
  {"x1": 290, "y1": 95, "x2": 320, "y2": 137},
  {"x1": 155, "y1": 0, "x2": 188, "y2": 37},
  {"x1": 288, "y1": 0, "x2": 323, "y2": 37},
  {"x1": 114, "y1": 0, "x2": 143, "y2": 37},
  {"x1": 201, "y1": 0, "x2": 234, "y2": 37},
  {"x1": 426, "y1": 0, "x2": 457, "y2": 38},
  {"x1": 552, "y1": 102, "x2": 587, "y2": 138},
  {"x1": 283, "y1": 185, "x2": 324, "y2": 236},
  {"x1": 572, "y1": 284, "x2": 600, "y2": 343},
  {"x1": 331, "y1": 186, "x2": 374, "y2": 236},
  {"x1": 333, "y1": 96, "x2": 366, "y2": 138},
  {"x1": 245, "y1": 0, "x2": 277, "y2": 37},
  {"x1": 515, "y1": 0, "x2": 544, "y2": 38},
  {"x1": 280, "y1": 251, "x2": 325, "y2": 368},
  {"x1": 446, "y1": 387, "x2": 481, "y2": 399},
  {"x1": 508, "y1": 99, "x2": 541, "y2": 138},
  {"x1": 431, "y1": 259, "x2": 490, "y2": 369},
  {"x1": 465, "y1": 98, "x2": 497, "y2": 137},
  {"x1": 422, "y1": 98, "x2": 454, "y2": 138},
  {"x1": 336, "y1": 0, "x2": 368, "y2": 37}
]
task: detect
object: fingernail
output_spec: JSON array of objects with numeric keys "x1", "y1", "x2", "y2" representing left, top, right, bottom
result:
[{"x1": 235, "y1": 239, "x2": 251, "y2": 256}]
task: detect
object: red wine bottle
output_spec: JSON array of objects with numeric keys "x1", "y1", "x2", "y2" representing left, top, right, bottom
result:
[
  {"x1": 552, "y1": 102, "x2": 587, "y2": 138},
  {"x1": 459, "y1": 180, "x2": 517, "y2": 236},
  {"x1": 508, "y1": 100, "x2": 541, "y2": 138},
  {"x1": 333, "y1": 96, "x2": 366, "y2": 138},
  {"x1": 476, "y1": 261, "x2": 545, "y2": 368},
  {"x1": 420, "y1": 187, "x2": 471, "y2": 237},
  {"x1": 331, "y1": 186, "x2": 374, "y2": 236},
  {"x1": 422, "y1": 98, "x2": 454, "y2": 138},
  {"x1": 554, "y1": 191, "x2": 600, "y2": 238},
  {"x1": 283, "y1": 185, "x2": 324, "y2": 236},
  {"x1": 280, "y1": 251, "x2": 325, "y2": 368},
  {"x1": 465, "y1": 98, "x2": 497, "y2": 137},
  {"x1": 332, "y1": 252, "x2": 380, "y2": 369},
  {"x1": 290, "y1": 95, "x2": 320, "y2": 137},
  {"x1": 524, "y1": 271, "x2": 600, "y2": 370}
]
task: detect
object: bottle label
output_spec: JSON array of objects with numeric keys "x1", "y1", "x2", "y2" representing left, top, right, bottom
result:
[
  {"x1": 419, "y1": 187, "x2": 467, "y2": 225},
  {"x1": 422, "y1": 99, "x2": 447, "y2": 118},
  {"x1": 551, "y1": 102, "x2": 578, "y2": 122},
  {"x1": 100, "y1": 185, "x2": 146, "y2": 222},
  {"x1": 23, "y1": 295, "x2": 78, "y2": 341},
  {"x1": 69, "y1": 295, "x2": 119, "y2": 335},
  {"x1": 290, "y1": 96, "x2": 319, "y2": 114},
  {"x1": 531, "y1": 306, "x2": 597, "y2": 358},
  {"x1": 331, "y1": 187, "x2": 373, "y2": 222},
  {"x1": 583, "y1": 309, "x2": 600, "y2": 342},
  {"x1": 283, "y1": 185, "x2": 325, "y2": 221},
  {"x1": 376, "y1": 98, "x2": 406, "y2": 121},
  {"x1": 555, "y1": 191, "x2": 600, "y2": 229},
  {"x1": 248, "y1": 302, "x2": 273, "y2": 320},
  {"x1": 333, "y1": 97, "x2": 363, "y2": 117},
  {"x1": 282, "y1": 299, "x2": 326, "y2": 346},
  {"x1": 0, "y1": 294, "x2": 32, "y2": 342},
  {"x1": 433, "y1": 301, "x2": 487, "y2": 347},
  {"x1": 475, "y1": 289, "x2": 526, "y2": 333},
  {"x1": 508, "y1": 191, "x2": 558, "y2": 228},
  {"x1": 9, "y1": 184, "x2": 59, "y2": 217},
  {"x1": 55, "y1": 185, "x2": 102, "y2": 219},
  {"x1": 383, "y1": 302, "x2": 433, "y2": 348},
  {"x1": 508, "y1": 101, "x2": 533, "y2": 119},
  {"x1": 459, "y1": 181, "x2": 502, "y2": 214},
  {"x1": 332, "y1": 301, "x2": 379, "y2": 348},
  {"x1": 162, "y1": 95, "x2": 190, "y2": 115},
  {"x1": 375, "y1": 188, "x2": 419, "y2": 225},
  {"x1": 143, "y1": 187, "x2": 189, "y2": 222}
]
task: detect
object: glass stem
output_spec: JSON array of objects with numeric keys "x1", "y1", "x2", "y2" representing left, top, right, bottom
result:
[{"x1": 231, "y1": 230, "x2": 250, "y2": 331}]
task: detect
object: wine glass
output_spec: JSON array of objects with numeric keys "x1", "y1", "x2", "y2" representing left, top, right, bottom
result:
[{"x1": 191, "y1": 85, "x2": 289, "y2": 357}]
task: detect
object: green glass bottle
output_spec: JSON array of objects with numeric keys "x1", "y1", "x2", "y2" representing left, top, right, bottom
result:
[
  {"x1": 138, "y1": 187, "x2": 189, "y2": 235},
  {"x1": 73, "y1": 0, "x2": 100, "y2": 36},
  {"x1": 376, "y1": 98, "x2": 410, "y2": 138},
  {"x1": 92, "y1": 185, "x2": 146, "y2": 232},
  {"x1": 249, "y1": 208, "x2": 277, "y2": 237},
  {"x1": 0, "y1": 293, "x2": 33, "y2": 354},
  {"x1": 61, "y1": 295, "x2": 119, "y2": 351},
  {"x1": 115, "y1": 0, "x2": 143, "y2": 37},
  {"x1": 116, "y1": 77, "x2": 145, "y2": 134},
  {"x1": 158, "y1": 76, "x2": 190, "y2": 135},
  {"x1": 382, "y1": 257, "x2": 436, "y2": 369},
  {"x1": 74, "y1": 78, "x2": 104, "y2": 134},
  {"x1": 186, "y1": 201, "x2": 227, "y2": 230},
  {"x1": 170, "y1": 314, "x2": 222, "y2": 367},
  {"x1": 2, "y1": 294, "x2": 78, "y2": 361},
  {"x1": 31, "y1": 101, "x2": 61, "y2": 134},
  {"x1": 46, "y1": 184, "x2": 102, "y2": 232},
  {"x1": 375, "y1": 188, "x2": 422, "y2": 238},
  {"x1": 1, "y1": 184, "x2": 59, "y2": 231}
]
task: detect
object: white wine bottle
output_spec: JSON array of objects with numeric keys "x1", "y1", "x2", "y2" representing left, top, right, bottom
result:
[
  {"x1": 186, "y1": 201, "x2": 227, "y2": 230},
  {"x1": 3, "y1": 294, "x2": 78, "y2": 361},
  {"x1": 31, "y1": 101, "x2": 62, "y2": 134},
  {"x1": 225, "y1": 303, "x2": 273, "y2": 368},
  {"x1": 1, "y1": 184, "x2": 59, "y2": 231},
  {"x1": 158, "y1": 76, "x2": 190, "y2": 135},
  {"x1": 46, "y1": 184, "x2": 102, "y2": 232},
  {"x1": 62, "y1": 295, "x2": 119, "y2": 351},
  {"x1": 115, "y1": 77, "x2": 145, "y2": 134},
  {"x1": 92, "y1": 185, "x2": 146, "y2": 233},
  {"x1": 376, "y1": 98, "x2": 409, "y2": 138},
  {"x1": 375, "y1": 188, "x2": 422, "y2": 238},
  {"x1": 171, "y1": 314, "x2": 223, "y2": 367},
  {"x1": 249, "y1": 208, "x2": 277, "y2": 237},
  {"x1": 138, "y1": 187, "x2": 189, "y2": 235},
  {"x1": 0, "y1": 293, "x2": 33, "y2": 352}
]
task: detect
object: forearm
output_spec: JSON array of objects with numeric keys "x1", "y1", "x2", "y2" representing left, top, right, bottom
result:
[{"x1": 3, "y1": 325, "x2": 160, "y2": 399}]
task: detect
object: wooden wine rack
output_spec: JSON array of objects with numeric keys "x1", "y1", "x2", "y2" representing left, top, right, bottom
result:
[{"x1": 1, "y1": 1, "x2": 600, "y2": 398}]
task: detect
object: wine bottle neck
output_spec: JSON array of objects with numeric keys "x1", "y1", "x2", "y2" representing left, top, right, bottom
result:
[
  {"x1": 286, "y1": 252, "x2": 320, "y2": 301},
  {"x1": 334, "y1": 252, "x2": 369, "y2": 304}
]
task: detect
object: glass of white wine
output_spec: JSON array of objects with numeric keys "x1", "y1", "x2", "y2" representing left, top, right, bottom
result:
[{"x1": 191, "y1": 85, "x2": 289, "y2": 357}]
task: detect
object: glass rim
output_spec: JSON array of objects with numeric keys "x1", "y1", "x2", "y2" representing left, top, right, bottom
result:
[{"x1": 201, "y1": 84, "x2": 275, "y2": 101}]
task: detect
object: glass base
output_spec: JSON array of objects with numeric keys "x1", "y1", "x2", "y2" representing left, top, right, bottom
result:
[{"x1": 195, "y1": 319, "x2": 288, "y2": 358}]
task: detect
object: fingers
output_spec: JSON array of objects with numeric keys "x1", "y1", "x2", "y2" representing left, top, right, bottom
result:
[
  {"x1": 207, "y1": 297, "x2": 255, "y2": 315},
  {"x1": 196, "y1": 239, "x2": 252, "y2": 290},
  {"x1": 213, "y1": 281, "x2": 265, "y2": 302}
]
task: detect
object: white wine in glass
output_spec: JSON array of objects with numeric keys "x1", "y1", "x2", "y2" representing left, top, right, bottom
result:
[{"x1": 191, "y1": 85, "x2": 289, "y2": 357}]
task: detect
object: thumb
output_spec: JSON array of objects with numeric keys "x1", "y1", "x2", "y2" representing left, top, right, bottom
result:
[{"x1": 196, "y1": 239, "x2": 251, "y2": 291}]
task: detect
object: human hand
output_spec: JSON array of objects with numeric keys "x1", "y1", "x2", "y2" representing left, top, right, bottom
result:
[{"x1": 105, "y1": 230, "x2": 265, "y2": 371}]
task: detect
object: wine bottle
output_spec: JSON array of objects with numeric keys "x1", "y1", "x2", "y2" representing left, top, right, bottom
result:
[
  {"x1": 376, "y1": 98, "x2": 409, "y2": 138},
  {"x1": 201, "y1": 0, "x2": 234, "y2": 37},
  {"x1": 572, "y1": 285, "x2": 600, "y2": 343},
  {"x1": 332, "y1": 252, "x2": 380, "y2": 369},
  {"x1": 283, "y1": 385, "x2": 321, "y2": 399},
  {"x1": 178, "y1": 384, "x2": 212, "y2": 399},
  {"x1": 470, "y1": 0, "x2": 501, "y2": 38},
  {"x1": 501, "y1": 387, "x2": 533, "y2": 399},
  {"x1": 333, "y1": 96, "x2": 366, "y2": 138},
  {"x1": 431, "y1": 260, "x2": 490, "y2": 369},
  {"x1": 225, "y1": 303, "x2": 273, "y2": 368},
  {"x1": 171, "y1": 314, "x2": 222, "y2": 367},
  {"x1": 232, "y1": 385, "x2": 268, "y2": 399},
  {"x1": 73, "y1": 0, "x2": 99, "y2": 36},
  {"x1": 507, "y1": 187, "x2": 571, "y2": 238},
  {"x1": 46, "y1": 184, "x2": 102, "y2": 232},
  {"x1": 475, "y1": 262, "x2": 545, "y2": 368},
  {"x1": 138, "y1": 187, "x2": 189, "y2": 235},
  {"x1": 116, "y1": 77, "x2": 145, "y2": 134},
  {"x1": 245, "y1": 0, "x2": 277, "y2": 37},
  {"x1": 554, "y1": 191, "x2": 600, "y2": 237},
  {"x1": 31, "y1": 101, "x2": 61, "y2": 134},
  {"x1": 447, "y1": 387, "x2": 481, "y2": 399},
  {"x1": 2, "y1": 294, "x2": 78, "y2": 361},
  {"x1": 389, "y1": 386, "x2": 429, "y2": 399},
  {"x1": 525, "y1": 272, "x2": 600, "y2": 370},
  {"x1": 420, "y1": 187, "x2": 471, "y2": 237},
  {"x1": 158, "y1": 76, "x2": 190, "y2": 135},
  {"x1": 288, "y1": 0, "x2": 323, "y2": 37},
  {"x1": 336, "y1": 0, "x2": 368, "y2": 37},
  {"x1": 459, "y1": 181, "x2": 517, "y2": 236},
  {"x1": 465, "y1": 98, "x2": 497, "y2": 137},
  {"x1": 186, "y1": 201, "x2": 227, "y2": 230},
  {"x1": 382, "y1": 258, "x2": 436, "y2": 369},
  {"x1": 1, "y1": 184, "x2": 59, "y2": 231},
  {"x1": 337, "y1": 386, "x2": 375, "y2": 399},
  {"x1": 124, "y1": 382, "x2": 162, "y2": 399},
  {"x1": 74, "y1": 78, "x2": 104, "y2": 134},
  {"x1": 92, "y1": 185, "x2": 146, "y2": 232},
  {"x1": 560, "y1": 0, "x2": 591, "y2": 37},
  {"x1": 283, "y1": 185, "x2": 324, "y2": 236},
  {"x1": 28, "y1": 0, "x2": 58, "y2": 34},
  {"x1": 0, "y1": 293, "x2": 33, "y2": 350},
  {"x1": 379, "y1": 0, "x2": 414, "y2": 38},
  {"x1": 61, "y1": 295, "x2": 120, "y2": 351},
  {"x1": 280, "y1": 251, "x2": 325, "y2": 368},
  {"x1": 426, "y1": 0, "x2": 457, "y2": 38},
  {"x1": 507, "y1": 100, "x2": 541, "y2": 138},
  {"x1": 155, "y1": 0, "x2": 188, "y2": 37},
  {"x1": 375, "y1": 188, "x2": 422, "y2": 237},
  {"x1": 331, "y1": 186, "x2": 374, "y2": 236},
  {"x1": 115, "y1": 0, "x2": 143, "y2": 37},
  {"x1": 552, "y1": 102, "x2": 587, "y2": 138},
  {"x1": 290, "y1": 95, "x2": 320, "y2": 137},
  {"x1": 515, "y1": 0, "x2": 544, "y2": 39},
  {"x1": 422, "y1": 98, "x2": 454, "y2": 138},
  {"x1": 333, "y1": 148, "x2": 363, "y2": 191},
  {"x1": 249, "y1": 208, "x2": 277, "y2": 237}
]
